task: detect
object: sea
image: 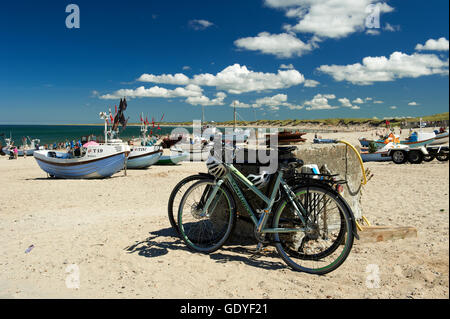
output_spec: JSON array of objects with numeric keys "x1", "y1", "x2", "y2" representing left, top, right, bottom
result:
[
  {"x1": 0, "y1": 125, "x2": 192, "y2": 146},
  {"x1": 0, "y1": 124, "x2": 328, "y2": 147}
]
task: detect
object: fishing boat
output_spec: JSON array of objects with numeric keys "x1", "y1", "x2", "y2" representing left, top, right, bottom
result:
[
  {"x1": 429, "y1": 129, "x2": 449, "y2": 145},
  {"x1": 126, "y1": 114, "x2": 162, "y2": 169},
  {"x1": 371, "y1": 131, "x2": 435, "y2": 149},
  {"x1": 33, "y1": 99, "x2": 131, "y2": 179},
  {"x1": 265, "y1": 129, "x2": 306, "y2": 146},
  {"x1": 399, "y1": 131, "x2": 436, "y2": 148},
  {"x1": 359, "y1": 143, "x2": 398, "y2": 162},
  {"x1": 2, "y1": 136, "x2": 43, "y2": 156},
  {"x1": 34, "y1": 143, "x2": 129, "y2": 179},
  {"x1": 156, "y1": 148, "x2": 189, "y2": 165}
]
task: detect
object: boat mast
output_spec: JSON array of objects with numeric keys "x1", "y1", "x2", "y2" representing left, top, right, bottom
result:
[
  {"x1": 202, "y1": 105, "x2": 205, "y2": 126},
  {"x1": 233, "y1": 100, "x2": 236, "y2": 131}
]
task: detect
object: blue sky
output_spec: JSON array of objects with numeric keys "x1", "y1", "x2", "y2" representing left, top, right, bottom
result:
[{"x1": 1, "y1": 0, "x2": 448, "y2": 124}]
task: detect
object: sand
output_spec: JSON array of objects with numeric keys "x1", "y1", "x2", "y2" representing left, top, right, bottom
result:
[{"x1": 0, "y1": 129, "x2": 448, "y2": 299}]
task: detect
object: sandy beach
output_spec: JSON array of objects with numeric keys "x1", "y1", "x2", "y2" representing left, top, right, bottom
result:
[{"x1": 0, "y1": 129, "x2": 448, "y2": 299}]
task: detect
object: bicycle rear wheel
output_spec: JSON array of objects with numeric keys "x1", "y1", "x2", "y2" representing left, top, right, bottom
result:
[
  {"x1": 178, "y1": 179, "x2": 236, "y2": 253},
  {"x1": 168, "y1": 174, "x2": 212, "y2": 234},
  {"x1": 272, "y1": 184, "x2": 354, "y2": 275}
]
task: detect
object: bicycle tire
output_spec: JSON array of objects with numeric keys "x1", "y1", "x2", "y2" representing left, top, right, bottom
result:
[
  {"x1": 272, "y1": 184, "x2": 354, "y2": 275},
  {"x1": 167, "y1": 174, "x2": 212, "y2": 234},
  {"x1": 177, "y1": 179, "x2": 236, "y2": 253}
]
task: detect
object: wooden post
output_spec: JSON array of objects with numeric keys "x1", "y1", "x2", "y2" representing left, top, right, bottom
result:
[{"x1": 357, "y1": 226, "x2": 417, "y2": 243}]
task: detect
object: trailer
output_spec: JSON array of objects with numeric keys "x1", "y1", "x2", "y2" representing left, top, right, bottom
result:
[
  {"x1": 388, "y1": 145, "x2": 429, "y2": 164},
  {"x1": 423, "y1": 145, "x2": 449, "y2": 162}
]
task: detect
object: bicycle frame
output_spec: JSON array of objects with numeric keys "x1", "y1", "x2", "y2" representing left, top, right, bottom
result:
[{"x1": 201, "y1": 163, "x2": 309, "y2": 234}]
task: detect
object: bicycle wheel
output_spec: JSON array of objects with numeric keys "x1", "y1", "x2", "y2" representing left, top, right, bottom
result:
[
  {"x1": 272, "y1": 184, "x2": 354, "y2": 275},
  {"x1": 168, "y1": 174, "x2": 212, "y2": 234},
  {"x1": 178, "y1": 179, "x2": 236, "y2": 253}
]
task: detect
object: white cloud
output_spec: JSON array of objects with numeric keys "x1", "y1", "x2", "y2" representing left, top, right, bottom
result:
[
  {"x1": 408, "y1": 101, "x2": 419, "y2": 106},
  {"x1": 279, "y1": 63, "x2": 294, "y2": 69},
  {"x1": 234, "y1": 32, "x2": 315, "y2": 58},
  {"x1": 188, "y1": 19, "x2": 214, "y2": 30},
  {"x1": 339, "y1": 97, "x2": 360, "y2": 109},
  {"x1": 390, "y1": 105, "x2": 397, "y2": 109},
  {"x1": 253, "y1": 93, "x2": 303, "y2": 110},
  {"x1": 185, "y1": 92, "x2": 227, "y2": 106},
  {"x1": 365, "y1": 97, "x2": 373, "y2": 101},
  {"x1": 194, "y1": 64, "x2": 306, "y2": 94},
  {"x1": 304, "y1": 79, "x2": 320, "y2": 87},
  {"x1": 137, "y1": 73, "x2": 190, "y2": 85},
  {"x1": 99, "y1": 84, "x2": 203, "y2": 100},
  {"x1": 137, "y1": 64, "x2": 306, "y2": 94},
  {"x1": 230, "y1": 100, "x2": 253, "y2": 108},
  {"x1": 384, "y1": 23, "x2": 400, "y2": 32},
  {"x1": 318, "y1": 51, "x2": 449, "y2": 85},
  {"x1": 373, "y1": 100, "x2": 384, "y2": 104},
  {"x1": 304, "y1": 93, "x2": 339, "y2": 111},
  {"x1": 353, "y1": 98, "x2": 365, "y2": 104},
  {"x1": 338, "y1": 98, "x2": 352, "y2": 107},
  {"x1": 415, "y1": 37, "x2": 449, "y2": 51},
  {"x1": 182, "y1": 66, "x2": 191, "y2": 70},
  {"x1": 366, "y1": 29, "x2": 380, "y2": 36},
  {"x1": 264, "y1": 0, "x2": 394, "y2": 39}
]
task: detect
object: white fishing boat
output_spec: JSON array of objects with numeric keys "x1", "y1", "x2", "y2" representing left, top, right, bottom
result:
[
  {"x1": 126, "y1": 113, "x2": 162, "y2": 169},
  {"x1": 156, "y1": 148, "x2": 189, "y2": 165},
  {"x1": 34, "y1": 143, "x2": 129, "y2": 179},
  {"x1": 33, "y1": 99, "x2": 131, "y2": 179},
  {"x1": 2, "y1": 136, "x2": 43, "y2": 156},
  {"x1": 360, "y1": 142, "x2": 401, "y2": 162},
  {"x1": 429, "y1": 129, "x2": 449, "y2": 145}
]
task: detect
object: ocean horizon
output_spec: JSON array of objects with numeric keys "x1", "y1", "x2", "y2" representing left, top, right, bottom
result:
[{"x1": 0, "y1": 124, "x2": 334, "y2": 146}]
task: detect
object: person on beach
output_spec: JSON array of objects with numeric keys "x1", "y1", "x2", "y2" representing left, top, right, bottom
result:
[{"x1": 13, "y1": 147, "x2": 18, "y2": 159}]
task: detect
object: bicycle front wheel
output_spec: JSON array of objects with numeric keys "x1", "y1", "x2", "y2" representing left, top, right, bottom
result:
[
  {"x1": 273, "y1": 184, "x2": 354, "y2": 275},
  {"x1": 178, "y1": 179, "x2": 236, "y2": 253},
  {"x1": 168, "y1": 174, "x2": 212, "y2": 234}
]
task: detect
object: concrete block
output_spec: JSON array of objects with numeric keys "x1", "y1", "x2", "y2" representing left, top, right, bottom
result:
[{"x1": 227, "y1": 143, "x2": 363, "y2": 242}]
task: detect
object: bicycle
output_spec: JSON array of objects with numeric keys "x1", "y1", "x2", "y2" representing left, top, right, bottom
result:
[{"x1": 176, "y1": 145, "x2": 359, "y2": 275}]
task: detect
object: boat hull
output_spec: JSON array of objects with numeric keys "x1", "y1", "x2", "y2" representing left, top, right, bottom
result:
[
  {"x1": 156, "y1": 152, "x2": 189, "y2": 165},
  {"x1": 126, "y1": 150, "x2": 162, "y2": 169},
  {"x1": 429, "y1": 132, "x2": 449, "y2": 145},
  {"x1": 398, "y1": 138, "x2": 435, "y2": 148},
  {"x1": 2, "y1": 147, "x2": 35, "y2": 156},
  {"x1": 34, "y1": 150, "x2": 126, "y2": 179},
  {"x1": 360, "y1": 152, "x2": 392, "y2": 162}
]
